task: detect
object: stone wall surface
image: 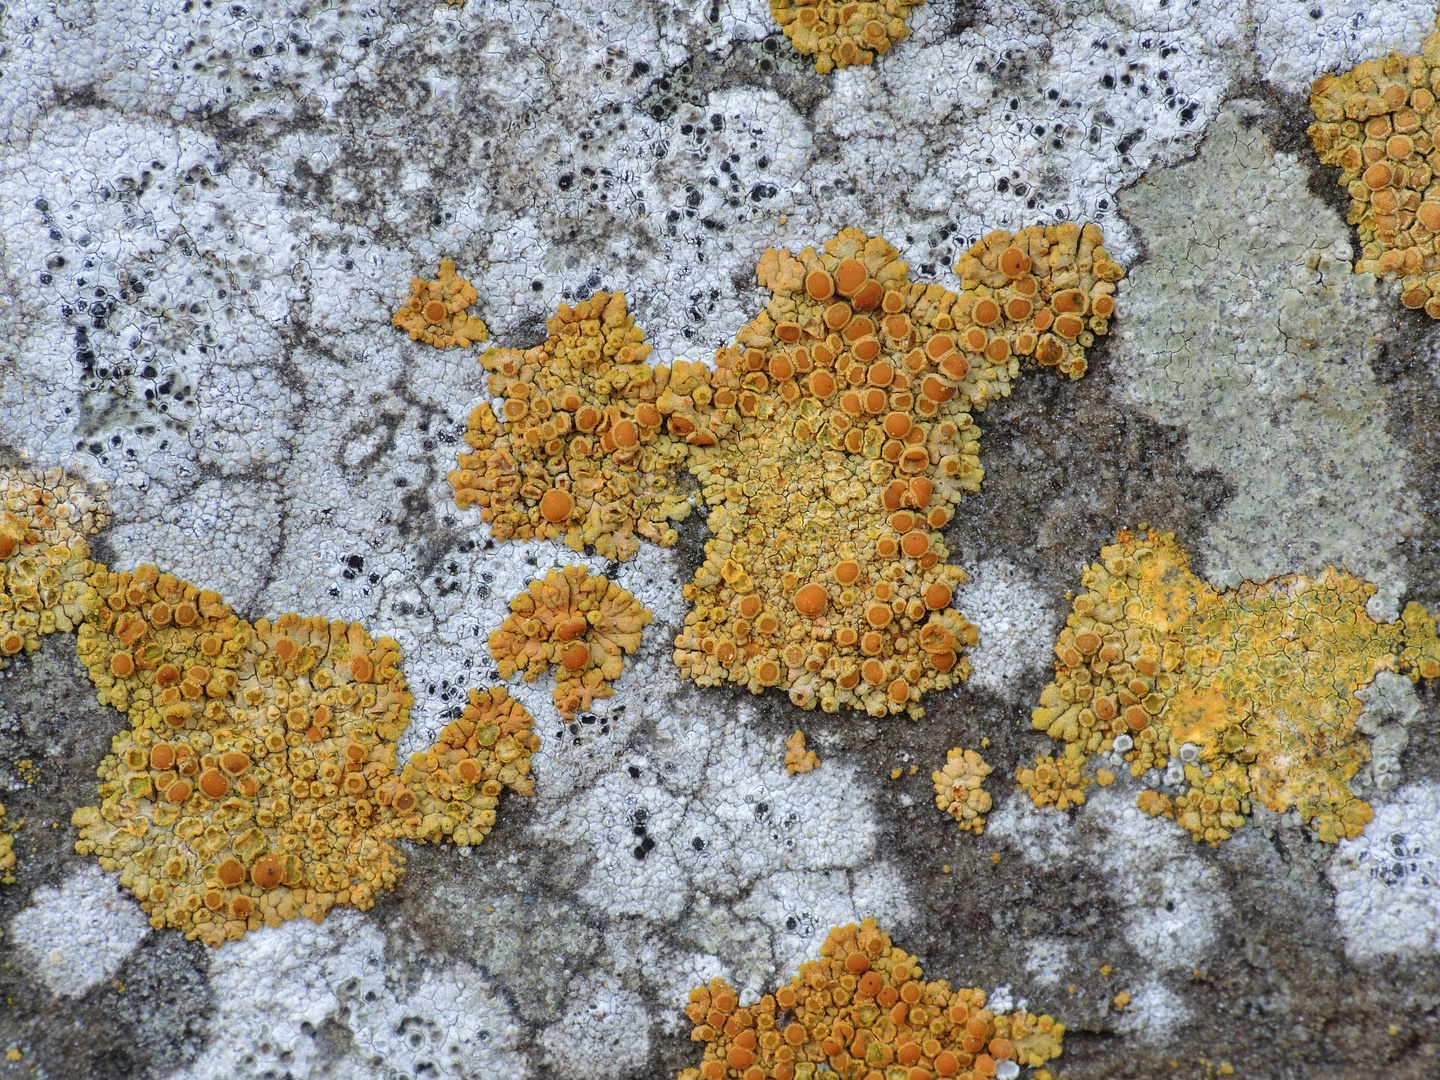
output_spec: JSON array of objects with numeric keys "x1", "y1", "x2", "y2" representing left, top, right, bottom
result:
[{"x1": 4, "y1": 0, "x2": 1440, "y2": 1077}]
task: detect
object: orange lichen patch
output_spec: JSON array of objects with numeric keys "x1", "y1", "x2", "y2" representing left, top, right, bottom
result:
[
  {"x1": 0, "y1": 466, "x2": 108, "y2": 664},
  {"x1": 677, "y1": 919, "x2": 1066, "y2": 1080},
  {"x1": 0, "y1": 802, "x2": 14, "y2": 885},
  {"x1": 70, "y1": 566, "x2": 538, "y2": 946},
  {"x1": 488, "y1": 565, "x2": 652, "y2": 719},
  {"x1": 1016, "y1": 746, "x2": 1090, "y2": 811},
  {"x1": 1308, "y1": 31, "x2": 1440, "y2": 317},
  {"x1": 769, "y1": 1, "x2": 925, "y2": 74},
  {"x1": 391, "y1": 259, "x2": 489, "y2": 347},
  {"x1": 933, "y1": 747, "x2": 993, "y2": 834},
  {"x1": 675, "y1": 227, "x2": 1119, "y2": 719},
  {"x1": 785, "y1": 729, "x2": 821, "y2": 774},
  {"x1": 448, "y1": 290, "x2": 703, "y2": 561},
  {"x1": 1029, "y1": 530, "x2": 1440, "y2": 846}
]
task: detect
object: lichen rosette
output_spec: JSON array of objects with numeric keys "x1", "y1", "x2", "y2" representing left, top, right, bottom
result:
[
  {"x1": 933, "y1": 747, "x2": 993, "y2": 834},
  {"x1": 1028, "y1": 530, "x2": 1440, "y2": 846},
  {"x1": 392, "y1": 258, "x2": 489, "y2": 347},
  {"x1": 0, "y1": 466, "x2": 106, "y2": 663},
  {"x1": 677, "y1": 918, "x2": 1064, "y2": 1080},
  {"x1": 449, "y1": 290, "x2": 705, "y2": 561},
  {"x1": 489, "y1": 565, "x2": 652, "y2": 719},
  {"x1": 451, "y1": 227, "x2": 1119, "y2": 719},
  {"x1": 785, "y1": 729, "x2": 820, "y2": 774},
  {"x1": 769, "y1": 1, "x2": 925, "y2": 74}
]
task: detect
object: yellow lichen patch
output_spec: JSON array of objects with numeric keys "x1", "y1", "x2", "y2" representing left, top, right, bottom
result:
[
  {"x1": 1308, "y1": 27, "x2": 1440, "y2": 317},
  {"x1": 449, "y1": 290, "x2": 702, "y2": 560},
  {"x1": 1016, "y1": 745, "x2": 1090, "y2": 811},
  {"x1": 1029, "y1": 530, "x2": 1440, "y2": 846},
  {"x1": 0, "y1": 802, "x2": 14, "y2": 884},
  {"x1": 392, "y1": 259, "x2": 489, "y2": 347},
  {"x1": 785, "y1": 729, "x2": 820, "y2": 774},
  {"x1": 71, "y1": 565, "x2": 538, "y2": 945},
  {"x1": 452, "y1": 228, "x2": 1118, "y2": 718},
  {"x1": 769, "y1": 1, "x2": 924, "y2": 74},
  {"x1": 675, "y1": 226, "x2": 1120, "y2": 718},
  {"x1": 677, "y1": 918, "x2": 1065, "y2": 1080},
  {"x1": 933, "y1": 747, "x2": 993, "y2": 834},
  {"x1": 488, "y1": 565, "x2": 652, "y2": 719},
  {"x1": 0, "y1": 466, "x2": 107, "y2": 663}
]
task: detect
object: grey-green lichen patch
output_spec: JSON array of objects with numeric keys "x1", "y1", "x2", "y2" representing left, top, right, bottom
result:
[{"x1": 1114, "y1": 98, "x2": 1418, "y2": 601}]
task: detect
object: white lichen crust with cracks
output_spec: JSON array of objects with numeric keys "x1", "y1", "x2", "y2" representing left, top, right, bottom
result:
[
  {"x1": 8, "y1": 864, "x2": 151, "y2": 999},
  {"x1": 1329, "y1": 781, "x2": 1440, "y2": 961}
]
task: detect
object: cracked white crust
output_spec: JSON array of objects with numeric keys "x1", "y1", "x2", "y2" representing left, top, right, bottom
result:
[
  {"x1": 172, "y1": 910, "x2": 529, "y2": 1080},
  {"x1": 1329, "y1": 782, "x2": 1440, "y2": 962},
  {"x1": 7, "y1": 864, "x2": 150, "y2": 999}
]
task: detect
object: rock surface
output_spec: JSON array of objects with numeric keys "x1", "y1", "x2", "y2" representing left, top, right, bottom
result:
[{"x1": 4, "y1": 0, "x2": 1440, "y2": 1077}]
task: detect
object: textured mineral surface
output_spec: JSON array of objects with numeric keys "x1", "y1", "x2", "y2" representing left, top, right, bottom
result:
[{"x1": 8, "y1": 0, "x2": 1440, "y2": 1077}]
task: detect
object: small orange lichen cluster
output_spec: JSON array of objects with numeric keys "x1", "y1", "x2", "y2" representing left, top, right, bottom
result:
[
  {"x1": 449, "y1": 290, "x2": 697, "y2": 561},
  {"x1": 0, "y1": 466, "x2": 107, "y2": 661},
  {"x1": 0, "y1": 803, "x2": 14, "y2": 884},
  {"x1": 676, "y1": 226, "x2": 1119, "y2": 718},
  {"x1": 489, "y1": 565, "x2": 652, "y2": 719},
  {"x1": 1309, "y1": 22, "x2": 1440, "y2": 316},
  {"x1": 1029, "y1": 531, "x2": 1440, "y2": 845},
  {"x1": 678, "y1": 919, "x2": 1064, "y2": 1080},
  {"x1": 70, "y1": 564, "x2": 538, "y2": 944},
  {"x1": 932, "y1": 747, "x2": 992, "y2": 834},
  {"x1": 785, "y1": 730, "x2": 821, "y2": 774},
  {"x1": 392, "y1": 259, "x2": 489, "y2": 347},
  {"x1": 769, "y1": 1, "x2": 924, "y2": 74},
  {"x1": 1015, "y1": 746, "x2": 1090, "y2": 812},
  {"x1": 452, "y1": 228, "x2": 1119, "y2": 719}
]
